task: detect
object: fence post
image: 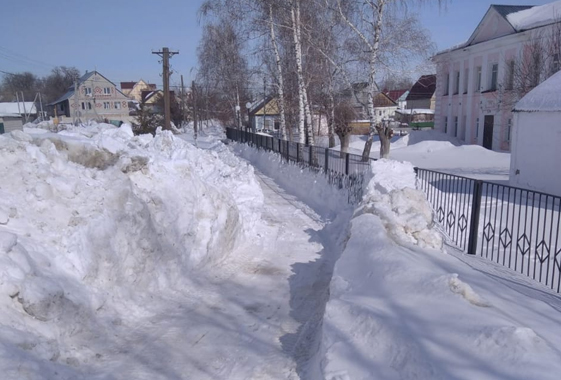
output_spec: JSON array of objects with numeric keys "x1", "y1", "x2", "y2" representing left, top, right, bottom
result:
[
  {"x1": 296, "y1": 143, "x2": 300, "y2": 163},
  {"x1": 279, "y1": 138, "x2": 281, "y2": 153},
  {"x1": 309, "y1": 145, "x2": 313, "y2": 166},
  {"x1": 324, "y1": 148, "x2": 329, "y2": 173},
  {"x1": 286, "y1": 140, "x2": 290, "y2": 162},
  {"x1": 467, "y1": 180, "x2": 483, "y2": 255},
  {"x1": 345, "y1": 152, "x2": 350, "y2": 175}
]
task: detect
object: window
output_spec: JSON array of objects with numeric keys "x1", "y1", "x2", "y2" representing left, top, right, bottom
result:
[
  {"x1": 454, "y1": 116, "x2": 458, "y2": 137},
  {"x1": 506, "y1": 60, "x2": 515, "y2": 90},
  {"x1": 114, "y1": 101, "x2": 121, "y2": 110},
  {"x1": 84, "y1": 87, "x2": 92, "y2": 96},
  {"x1": 475, "y1": 66, "x2": 482, "y2": 92},
  {"x1": 476, "y1": 117, "x2": 479, "y2": 138},
  {"x1": 103, "y1": 87, "x2": 111, "y2": 95},
  {"x1": 454, "y1": 71, "x2": 460, "y2": 94},
  {"x1": 490, "y1": 63, "x2": 499, "y2": 91},
  {"x1": 530, "y1": 53, "x2": 541, "y2": 87},
  {"x1": 82, "y1": 102, "x2": 92, "y2": 111},
  {"x1": 81, "y1": 102, "x2": 86, "y2": 110},
  {"x1": 444, "y1": 116, "x2": 448, "y2": 133},
  {"x1": 463, "y1": 68, "x2": 469, "y2": 94},
  {"x1": 444, "y1": 73, "x2": 450, "y2": 95},
  {"x1": 379, "y1": 110, "x2": 382, "y2": 116},
  {"x1": 103, "y1": 101, "x2": 111, "y2": 109},
  {"x1": 506, "y1": 119, "x2": 512, "y2": 142},
  {"x1": 87, "y1": 102, "x2": 92, "y2": 110}
]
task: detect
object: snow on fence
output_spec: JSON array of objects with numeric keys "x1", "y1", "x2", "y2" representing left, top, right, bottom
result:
[
  {"x1": 416, "y1": 168, "x2": 561, "y2": 293},
  {"x1": 226, "y1": 128, "x2": 367, "y2": 204},
  {"x1": 227, "y1": 128, "x2": 561, "y2": 293}
]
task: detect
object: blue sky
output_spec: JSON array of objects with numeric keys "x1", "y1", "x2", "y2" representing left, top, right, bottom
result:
[{"x1": 0, "y1": 0, "x2": 553, "y2": 90}]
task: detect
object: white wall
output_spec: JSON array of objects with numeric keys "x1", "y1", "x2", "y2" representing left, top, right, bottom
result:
[{"x1": 510, "y1": 112, "x2": 561, "y2": 196}]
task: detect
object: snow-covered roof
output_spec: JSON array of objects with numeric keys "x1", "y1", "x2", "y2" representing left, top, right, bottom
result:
[
  {"x1": 507, "y1": 1, "x2": 561, "y2": 31},
  {"x1": 0, "y1": 102, "x2": 37, "y2": 114},
  {"x1": 514, "y1": 69, "x2": 561, "y2": 112},
  {"x1": 0, "y1": 112, "x2": 22, "y2": 118},
  {"x1": 395, "y1": 108, "x2": 434, "y2": 115}
]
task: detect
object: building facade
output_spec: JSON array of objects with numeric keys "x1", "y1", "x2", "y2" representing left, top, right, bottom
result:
[
  {"x1": 433, "y1": 2, "x2": 561, "y2": 151},
  {"x1": 49, "y1": 71, "x2": 130, "y2": 122}
]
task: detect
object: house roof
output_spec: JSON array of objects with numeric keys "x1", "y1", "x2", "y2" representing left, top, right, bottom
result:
[
  {"x1": 0, "y1": 113, "x2": 22, "y2": 118},
  {"x1": 373, "y1": 92, "x2": 397, "y2": 107},
  {"x1": 405, "y1": 75, "x2": 436, "y2": 101},
  {"x1": 120, "y1": 81, "x2": 136, "y2": 90},
  {"x1": 513, "y1": 69, "x2": 561, "y2": 112},
  {"x1": 48, "y1": 70, "x2": 127, "y2": 105},
  {"x1": 385, "y1": 89, "x2": 408, "y2": 102},
  {"x1": 434, "y1": 4, "x2": 539, "y2": 56},
  {"x1": 0, "y1": 102, "x2": 37, "y2": 114},
  {"x1": 506, "y1": 1, "x2": 561, "y2": 31}
]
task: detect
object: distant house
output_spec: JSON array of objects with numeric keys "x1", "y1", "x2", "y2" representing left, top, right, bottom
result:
[
  {"x1": 433, "y1": 1, "x2": 561, "y2": 151},
  {"x1": 0, "y1": 113, "x2": 23, "y2": 134},
  {"x1": 385, "y1": 89, "x2": 409, "y2": 110},
  {"x1": 121, "y1": 80, "x2": 157, "y2": 102},
  {"x1": 510, "y1": 69, "x2": 561, "y2": 196},
  {"x1": 248, "y1": 97, "x2": 281, "y2": 132},
  {"x1": 48, "y1": 70, "x2": 130, "y2": 123},
  {"x1": 405, "y1": 75, "x2": 436, "y2": 110},
  {"x1": 0, "y1": 102, "x2": 38, "y2": 123},
  {"x1": 343, "y1": 83, "x2": 398, "y2": 128},
  {"x1": 140, "y1": 90, "x2": 176, "y2": 114}
]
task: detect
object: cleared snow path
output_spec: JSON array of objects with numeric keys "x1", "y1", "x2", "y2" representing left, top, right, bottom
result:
[{"x1": 96, "y1": 170, "x2": 341, "y2": 379}]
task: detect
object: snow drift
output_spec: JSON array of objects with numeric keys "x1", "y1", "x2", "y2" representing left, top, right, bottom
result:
[{"x1": 0, "y1": 123, "x2": 263, "y2": 378}]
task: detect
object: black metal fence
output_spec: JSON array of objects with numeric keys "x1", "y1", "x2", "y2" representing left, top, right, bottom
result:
[
  {"x1": 417, "y1": 168, "x2": 561, "y2": 293},
  {"x1": 226, "y1": 128, "x2": 368, "y2": 204},
  {"x1": 227, "y1": 128, "x2": 561, "y2": 293}
]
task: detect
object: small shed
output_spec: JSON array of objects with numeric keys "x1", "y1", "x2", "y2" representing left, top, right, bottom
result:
[
  {"x1": 510, "y1": 70, "x2": 561, "y2": 196},
  {"x1": 0, "y1": 113, "x2": 23, "y2": 134}
]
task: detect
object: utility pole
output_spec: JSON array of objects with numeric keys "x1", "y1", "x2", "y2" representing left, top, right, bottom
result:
[
  {"x1": 192, "y1": 81, "x2": 198, "y2": 144},
  {"x1": 152, "y1": 47, "x2": 179, "y2": 130},
  {"x1": 180, "y1": 74, "x2": 186, "y2": 129}
]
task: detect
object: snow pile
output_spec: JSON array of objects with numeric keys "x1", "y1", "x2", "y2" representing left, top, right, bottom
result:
[
  {"x1": 233, "y1": 143, "x2": 349, "y2": 219},
  {"x1": 320, "y1": 158, "x2": 561, "y2": 380},
  {"x1": 358, "y1": 160, "x2": 442, "y2": 249},
  {"x1": 0, "y1": 123, "x2": 263, "y2": 378}
]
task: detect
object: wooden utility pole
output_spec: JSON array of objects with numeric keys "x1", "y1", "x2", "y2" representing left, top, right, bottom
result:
[
  {"x1": 152, "y1": 47, "x2": 179, "y2": 130},
  {"x1": 192, "y1": 80, "x2": 198, "y2": 142},
  {"x1": 180, "y1": 74, "x2": 186, "y2": 128}
]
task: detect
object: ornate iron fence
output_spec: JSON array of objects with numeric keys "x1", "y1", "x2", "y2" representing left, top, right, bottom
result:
[
  {"x1": 227, "y1": 128, "x2": 561, "y2": 293},
  {"x1": 417, "y1": 168, "x2": 561, "y2": 293}
]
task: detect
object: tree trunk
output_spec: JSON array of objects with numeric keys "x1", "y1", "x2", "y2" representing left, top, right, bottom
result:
[
  {"x1": 290, "y1": 0, "x2": 306, "y2": 146},
  {"x1": 361, "y1": 0, "x2": 386, "y2": 161},
  {"x1": 378, "y1": 124, "x2": 392, "y2": 158},
  {"x1": 338, "y1": 132, "x2": 350, "y2": 158},
  {"x1": 269, "y1": 4, "x2": 287, "y2": 140}
]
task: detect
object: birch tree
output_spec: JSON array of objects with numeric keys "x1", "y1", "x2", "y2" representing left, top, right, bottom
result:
[{"x1": 323, "y1": 0, "x2": 439, "y2": 160}]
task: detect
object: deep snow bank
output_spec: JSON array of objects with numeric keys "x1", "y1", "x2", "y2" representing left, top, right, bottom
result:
[
  {"x1": 321, "y1": 160, "x2": 561, "y2": 380},
  {"x1": 0, "y1": 123, "x2": 263, "y2": 378}
]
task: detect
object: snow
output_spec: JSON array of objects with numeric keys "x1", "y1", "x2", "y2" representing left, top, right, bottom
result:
[
  {"x1": 0, "y1": 102, "x2": 37, "y2": 115},
  {"x1": 395, "y1": 108, "x2": 434, "y2": 115},
  {"x1": 329, "y1": 130, "x2": 510, "y2": 181},
  {"x1": 1, "y1": 121, "x2": 560, "y2": 379},
  {"x1": 514, "y1": 69, "x2": 561, "y2": 112},
  {"x1": 507, "y1": 0, "x2": 561, "y2": 31}
]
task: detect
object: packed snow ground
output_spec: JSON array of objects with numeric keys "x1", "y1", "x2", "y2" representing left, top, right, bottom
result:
[
  {"x1": 1, "y1": 122, "x2": 560, "y2": 379},
  {"x1": 318, "y1": 130, "x2": 510, "y2": 182}
]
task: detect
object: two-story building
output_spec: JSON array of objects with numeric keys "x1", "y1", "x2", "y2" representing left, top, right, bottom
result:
[
  {"x1": 49, "y1": 70, "x2": 130, "y2": 123},
  {"x1": 433, "y1": 1, "x2": 561, "y2": 151}
]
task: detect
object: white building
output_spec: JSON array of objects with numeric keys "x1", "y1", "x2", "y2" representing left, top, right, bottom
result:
[
  {"x1": 0, "y1": 113, "x2": 23, "y2": 134},
  {"x1": 433, "y1": 1, "x2": 561, "y2": 151},
  {"x1": 510, "y1": 69, "x2": 561, "y2": 196}
]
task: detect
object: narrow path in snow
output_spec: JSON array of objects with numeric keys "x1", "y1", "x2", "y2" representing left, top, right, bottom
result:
[{"x1": 98, "y1": 169, "x2": 341, "y2": 379}]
